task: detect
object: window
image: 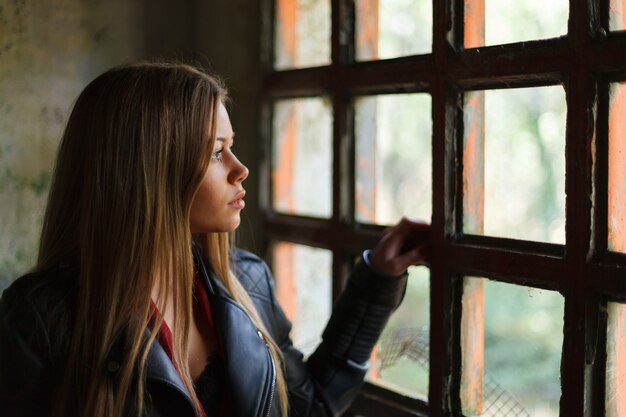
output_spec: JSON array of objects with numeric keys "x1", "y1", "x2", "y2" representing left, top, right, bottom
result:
[{"x1": 262, "y1": 0, "x2": 626, "y2": 416}]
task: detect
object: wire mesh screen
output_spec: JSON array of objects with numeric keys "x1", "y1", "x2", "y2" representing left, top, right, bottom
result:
[{"x1": 376, "y1": 326, "x2": 530, "y2": 417}]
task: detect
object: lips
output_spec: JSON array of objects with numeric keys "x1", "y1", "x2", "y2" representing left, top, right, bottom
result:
[{"x1": 229, "y1": 190, "x2": 246, "y2": 209}]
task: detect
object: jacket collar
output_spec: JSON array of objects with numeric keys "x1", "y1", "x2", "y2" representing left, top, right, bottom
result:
[
  {"x1": 142, "y1": 246, "x2": 276, "y2": 417},
  {"x1": 145, "y1": 331, "x2": 193, "y2": 402},
  {"x1": 193, "y1": 246, "x2": 277, "y2": 417}
]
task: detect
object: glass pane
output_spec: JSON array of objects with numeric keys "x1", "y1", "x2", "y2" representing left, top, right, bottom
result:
[
  {"x1": 274, "y1": 0, "x2": 331, "y2": 69},
  {"x1": 463, "y1": 86, "x2": 566, "y2": 243},
  {"x1": 606, "y1": 302, "x2": 626, "y2": 417},
  {"x1": 608, "y1": 82, "x2": 626, "y2": 253},
  {"x1": 366, "y1": 266, "x2": 429, "y2": 399},
  {"x1": 610, "y1": 0, "x2": 626, "y2": 31},
  {"x1": 272, "y1": 242, "x2": 332, "y2": 356},
  {"x1": 465, "y1": 0, "x2": 568, "y2": 48},
  {"x1": 355, "y1": 93, "x2": 431, "y2": 224},
  {"x1": 272, "y1": 97, "x2": 332, "y2": 218},
  {"x1": 355, "y1": 0, "x2": 432, "y2": 61},
  {"x1": 463, "y1": 278, "x2": 563, "y2": 417}
]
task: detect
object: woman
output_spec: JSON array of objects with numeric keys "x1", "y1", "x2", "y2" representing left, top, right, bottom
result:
[{"x1": 0, "y1": 63, "x2": 429, "y2": 417}]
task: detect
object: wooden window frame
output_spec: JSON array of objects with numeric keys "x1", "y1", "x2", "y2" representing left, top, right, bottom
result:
[{"x1": 260, "y1": 0, "x2": 626, "y2": 416}]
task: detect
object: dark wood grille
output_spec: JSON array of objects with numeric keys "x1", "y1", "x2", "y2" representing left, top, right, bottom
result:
[{"x1": 261, "y1": 1, "x2": 626, "y2": 416}]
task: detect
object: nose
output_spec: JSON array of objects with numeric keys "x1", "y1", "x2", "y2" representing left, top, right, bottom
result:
[{"x1": 228, "y1": 155, "x2": 249, "y2": 184}]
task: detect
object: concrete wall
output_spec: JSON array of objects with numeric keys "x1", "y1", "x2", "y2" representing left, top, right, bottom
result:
[{"x1": 0, "y1": 0, "x2": 262, "y2": 290}]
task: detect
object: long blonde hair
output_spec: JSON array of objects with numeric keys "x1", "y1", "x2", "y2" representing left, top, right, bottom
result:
[{"x1": 37, "y1": 62, "x2": 288, "y2": 417}]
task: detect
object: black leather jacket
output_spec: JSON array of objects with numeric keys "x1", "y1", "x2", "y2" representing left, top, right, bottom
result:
[{"x1": 0, "y1": 249, "x2": 407, "y2": 417}]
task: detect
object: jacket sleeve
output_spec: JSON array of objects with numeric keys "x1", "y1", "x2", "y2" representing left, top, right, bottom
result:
[
  {"x1": 262, "y1": 253, "x2": 407, "y2": 417},
  {"x1": 0, "y1": 279, "x2": 54, "y2": 417}
]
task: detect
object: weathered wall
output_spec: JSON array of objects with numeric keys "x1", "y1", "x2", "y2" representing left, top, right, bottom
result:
[
  {"x1": 0, "y1": 0, "x2": 146, "y2": 290},
  {"x1": 0, "y1": 0, "x2": 263, "y2": 291}
]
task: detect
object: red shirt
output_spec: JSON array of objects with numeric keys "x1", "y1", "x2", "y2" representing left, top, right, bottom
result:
[{"x1": 150, "y1": 275, "x2": 227, "y2": 417}]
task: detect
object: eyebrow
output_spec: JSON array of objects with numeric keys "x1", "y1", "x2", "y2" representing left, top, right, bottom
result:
[{"x1": 215, "y1": 132, "x2": 235, "y2": 143}]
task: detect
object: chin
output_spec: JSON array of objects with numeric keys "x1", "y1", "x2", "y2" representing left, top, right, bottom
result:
[{"x1": 191, "y1": 218, "x2": 241, "y2": 234}]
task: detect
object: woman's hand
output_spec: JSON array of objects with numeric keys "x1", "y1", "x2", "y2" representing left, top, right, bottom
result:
[{"x1": 370, "y1": 217, "x2": 431, "y2": 277}]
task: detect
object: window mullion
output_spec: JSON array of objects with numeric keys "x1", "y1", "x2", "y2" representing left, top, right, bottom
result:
[
  {"x1": 429, "y1": 78, "x2": 453, "y2": 417},
  {"x1": 562, "y1": 0, "x2": 598, "y2": 408},
  {"x1": 429, "y1": 0, "x2": 457, "y2": 415},
  {"x1": 331, "y1": 0, "x2": 352, "y2": 67}
]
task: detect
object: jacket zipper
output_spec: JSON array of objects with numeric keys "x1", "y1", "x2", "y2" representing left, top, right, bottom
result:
[
  {"x1": 258, "y1": 330, "x2": 276, "y2": 417},
  {"x1": 265, "y1": 353, "x2": 276, "y2": 417}
]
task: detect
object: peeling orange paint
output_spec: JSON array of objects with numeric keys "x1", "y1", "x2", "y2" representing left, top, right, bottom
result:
[
  {"x1": 356, "y1": 0, "x2": 379, "y2": 60},
  {"x1": 271, "y1": 0, "x2": 299, "y2": 321},
  {"x1": 356, "y1": 154, "x2": 377, "y2": 221},
  {"x1": 607, "y1": 303, "x2": 626, "y2": 417},
  {"x1": 608, "y1": 83, "x2": 626, "y2": 252},
  {"x1": 274, "y1": 243, "x2": 296, "y2": 321},
  {"x1": 461, "y1": 278, "x2": 485, "y2": 415},
  {"x1": 355, "y1": 98, "x2": 378, "y2": 223},
  {"x1": 463, "y1": 91, "x2": 485, "y2": 233},
  {"x1": 464, "y1": 0, "x2": 485, "y2": 48},
  {"x1": 272, "y1": 105, "x2": 297, "y2": 212},
  {"x1": 354, "y1": 3, "x2": 380, "y2": 220},
  {"x1": 277, "y1": 0, "x2": 297, "y2": 65},
  {"x1": 273, "y1": 0, "x2": 298, "y2": 213},
  {"x1": 607, "y1": 81, "x2": 626, "y2": 417},
  {"x1": 611, "y1": 0, "x2": 626, "y2": 28},
  {"x1": 461, "y1": 92, "x2": 485, "y2": 414},
  {"x1": 272, "y1": 104, "x2": 297, "y2": 323},
  {"x1": 461, "y1": 2, "x2": 485, "y2": 410}
]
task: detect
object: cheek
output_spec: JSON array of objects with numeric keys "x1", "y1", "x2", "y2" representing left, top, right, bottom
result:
[
  {"x1": 194, "y1": 182, "x2": 217, "y2": 211},
  {"x1": 190, "y1": 189, "x2": 215, "y2": 233},
  {"x1": 192, "y1": 169, "x2": 223, "y2": 212}
]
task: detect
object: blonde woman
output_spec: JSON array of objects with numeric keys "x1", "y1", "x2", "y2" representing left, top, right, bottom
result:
[{"x1": 0, "y1": 63, "x2": 430, "y2": 417}]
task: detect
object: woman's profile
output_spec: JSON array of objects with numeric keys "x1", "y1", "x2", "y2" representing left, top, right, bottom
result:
[{"x1": 0, "y1": 62, "x2": 430, "y2": 417}]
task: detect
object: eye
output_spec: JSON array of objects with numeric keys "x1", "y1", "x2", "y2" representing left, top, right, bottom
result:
[{"x1": 211, "y1": 148, "x2": 224, "y2": 161}]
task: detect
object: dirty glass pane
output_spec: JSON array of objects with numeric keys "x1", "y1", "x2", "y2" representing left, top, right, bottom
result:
[
  {"x1": 272, "y1": 242, "x2": 332, "y2": 357},
  {"x1": 606, "y1": 302, "x2": 626, "y2": 417},
  {"x1": 355, "y1": 0, "x2": 432, "y2": 61},
  {"x1": 355, "y1": 93, "x2": 431, "y2": 225},
  {"x1": 465, "y1": 0, "x2": 568, "y2": 48},
  {"x1": 274, "y1": 0, "x2": 331, "y2": 69},
  {"x1": 272, "y1": 97, "x2": 332, "y2": 218},
  {"x1": 463, "y1": 86, "x2": 566, "y2": 243},
  {"x1": 610, "y1": 0, "x2": 626, "y2": 31},
  {"x1": 366, "y1": 266, "x2": 430, "y2": 399},
  {"x1": 470, "y1": 278, "x2": 563, "y2": 417},
  {"x1": 608, "y1": 82, "x2": 626, "y2": 253}
]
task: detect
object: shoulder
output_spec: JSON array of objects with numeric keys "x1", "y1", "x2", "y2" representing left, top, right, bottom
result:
[
  {"x1": 1, "y1": 267, "x2": 75, "y2": 317},
  {"x1": 232, "y1": 247, "x2": 264, "y2": 264},
  {"x1": 0, "y1": 267, "x2": 75, "y2": 354},
  {"x1": 0, "y1": 269, "x2": 75, "y2": 409},
  {"x1": 231, "y1": 248, "x2": 275, "y2": 302}
]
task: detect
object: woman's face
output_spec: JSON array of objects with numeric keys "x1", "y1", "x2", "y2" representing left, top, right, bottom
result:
[{"x1": 189, "y1": 102, "x2": 249, "y2": 233}]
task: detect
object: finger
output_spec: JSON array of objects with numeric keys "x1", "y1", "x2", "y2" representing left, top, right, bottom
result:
[
  {"x1": 374, "y1": 223, "x2": 398, "y2": 251},
  {"x1": 398, "y1": 217, "x2": 431, "y2": 236},
  {"x1": 416, "y1": 245, "x2": 433, "y2": 265},
  {"x1": 377, "y1": 245, "x2": 425, "y2": 276},
  {"x1": 380, "y1": 225, "x2": 395, "y2": 239},
  {"x1": 383, "y1": 232, "x2": 408, "y2": 258},
  {"x1": 373, "y1": 219, "x2": 431, "y2": 266},
  {"x1": 397, "y1": 220, "x2": 430, "y2": 253},
  {"x1": 395, "y1": 245, "x2": 429, "y2": 271}
]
